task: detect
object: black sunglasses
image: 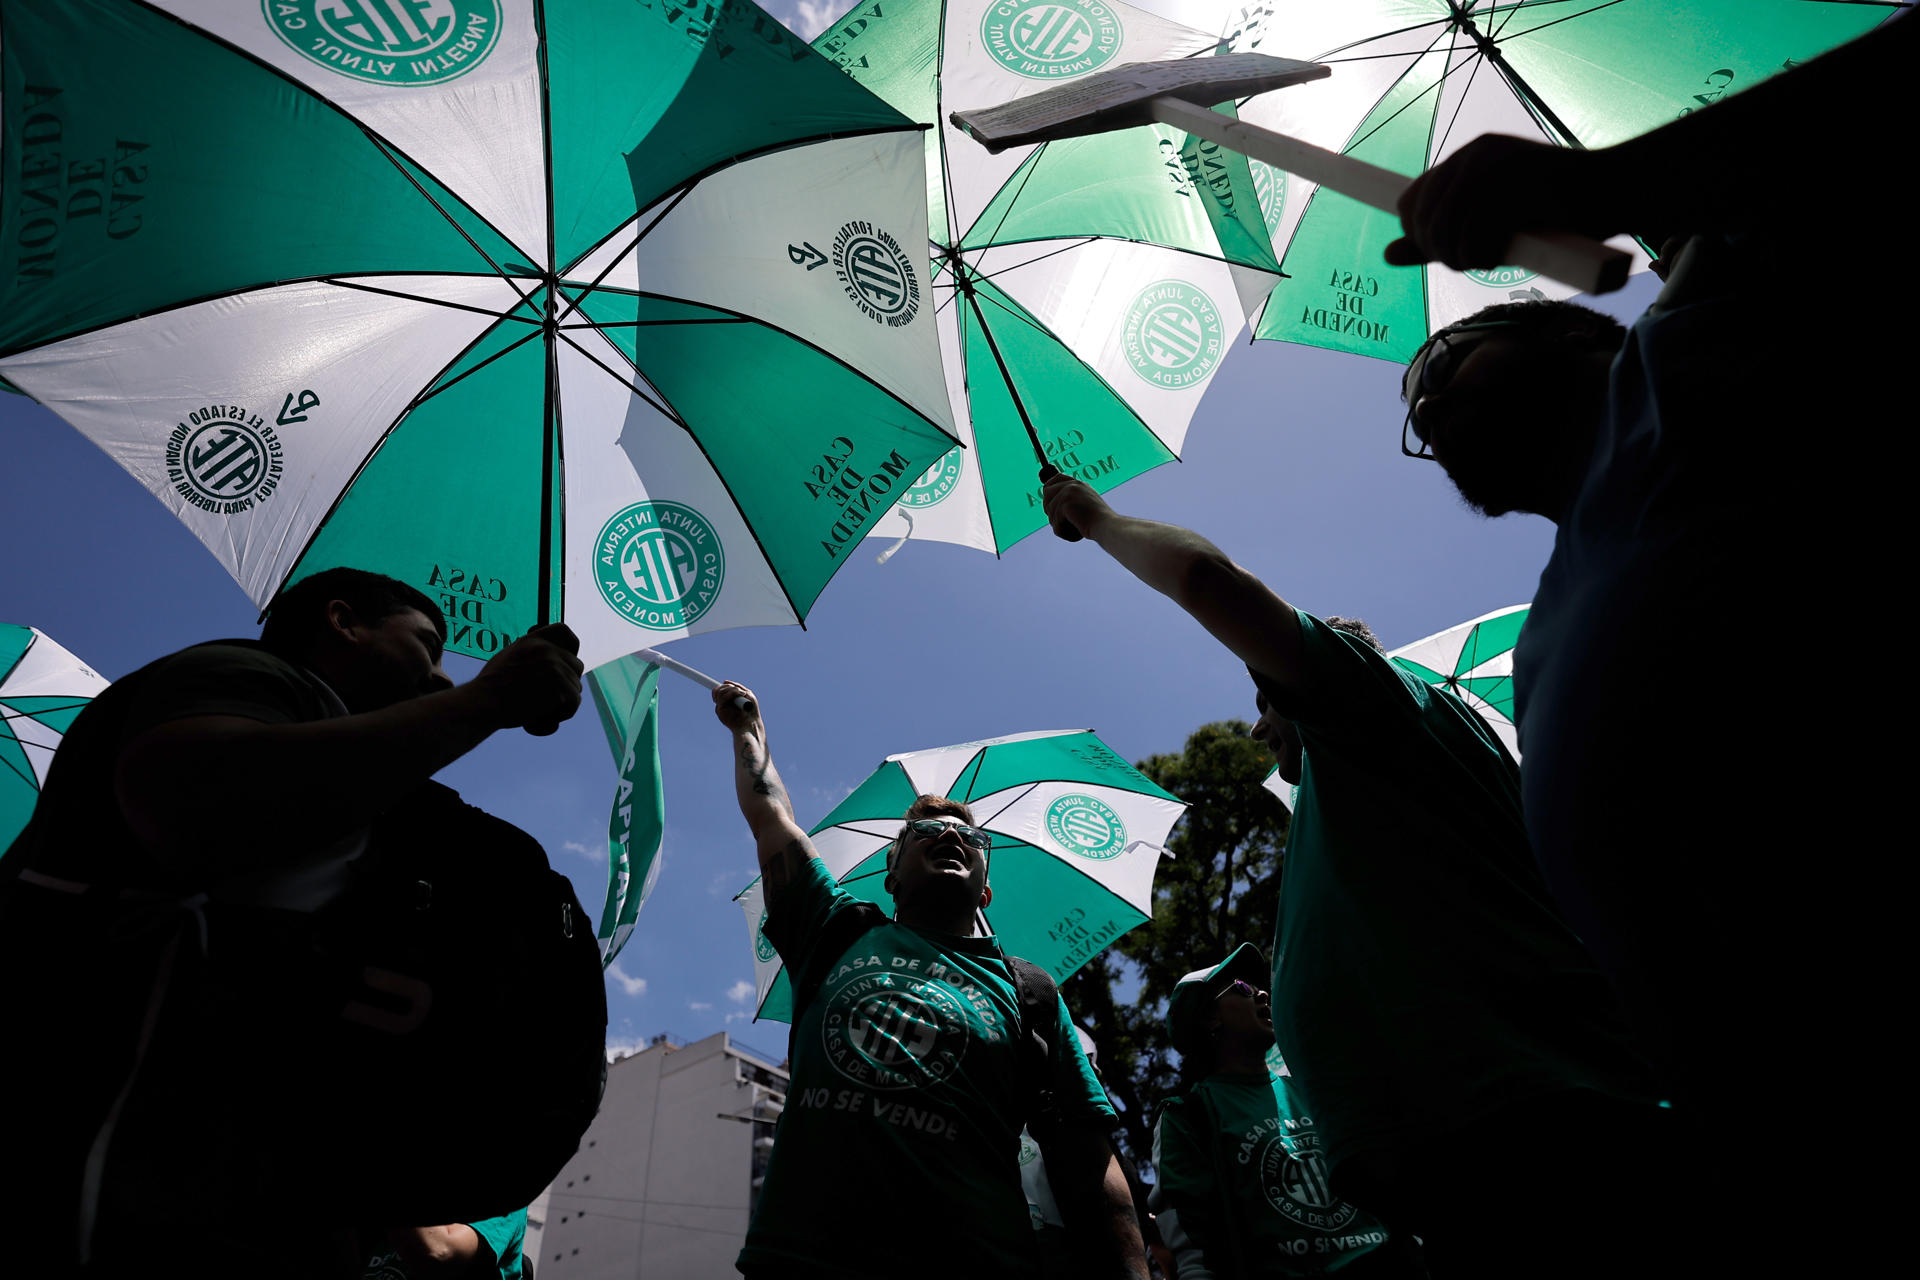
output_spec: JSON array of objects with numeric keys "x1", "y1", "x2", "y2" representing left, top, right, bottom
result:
[
  {"x1": 1401, "y1": 320, "x2": 1525, "y2": 460},
  {"x1": 905, "y1": 818, "x2": 992, "y2": 851}
]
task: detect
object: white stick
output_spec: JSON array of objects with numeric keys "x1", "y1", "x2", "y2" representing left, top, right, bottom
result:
[
  {"x1": 1147, "y1": 97, "x2": 1630, "y2": 296},
  {"x1": 632, "y1": 647, "x2": 722, "y2": 691}
]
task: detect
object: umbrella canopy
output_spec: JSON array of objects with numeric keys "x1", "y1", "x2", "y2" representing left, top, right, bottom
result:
[
  {"x1": 0, "y1": 0, "x2": 959, "y2": 670},
  {"x1": 1, "y1": 625, "x2": 109, "y2": 853},
  {"x1": 737, "y1": 727, "x2": 1186, "y2": 1021},
  {"x1": 1163, "y1": 0, "x2": 1900, "y2": 362},
  {"x1": 1261, "y1": 601, "x2": 1529, "y2": 811},
  {"x1": 811, "y1": 0, "x2": 1289, "y2": 556}
]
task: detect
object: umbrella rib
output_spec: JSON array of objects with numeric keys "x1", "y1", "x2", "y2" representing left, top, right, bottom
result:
[
  {"x1": 404, "y1": 326, "x2": 547, "y2": 413},
  {"x1": 1431, "y1": 41, "x2": 1493, "y2": 162},
  {"x1": 553, "y1": 330, "x2": 682, "y2": 423},
  {"x1": 1345, "y1": 27, "x2": 1480, "y2": 157},
  {"x1": 973, "y1": 781, "x2": 1039, "y2": 829},
  {"x1": 554, "y1": 188, "x2": 695, "y2": 329},
  {"x1": 0, "y1": 751, "x2": 38, "y2": 790},
  {"x1": 319, "y1": 277, "x2": 542, "y2": 324},
  {"x1": 959, "y1": 238, "x2": 1101, "y2": 287},
  {"x1": 0, "y1": 632, "x2": 32, "y2": 686},
  {"x1": 964, "y1": 137, "x2": 1055, "y2": 255},
  {"x1": 365, "y1": 134, "x2": 542, "y2": 310},
  {"x1": 1492, "y1": 0, "x2": 1630, "y2": 46}
]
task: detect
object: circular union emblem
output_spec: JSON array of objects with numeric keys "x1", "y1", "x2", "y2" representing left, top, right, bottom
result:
[
  {"x1": 1250, "y1": 160, "x2": 1287, "y2": 236},
  {"x1": 1018, "y1": 1131, "x2": 1041, "y2": 1166},
  {"x1": 832, "y1": 222, "x2": 921, "y2": 326},
  {"x1": 1464, "y1": 265, "x2": 1540, "y2": 288},
  {"x1": 163, "y1": 406, "x2": 284, "y2": 515},
  {"x1": 1045, "y1": 793, "x2": 1128, "y2": 860},
  {"x1": 755, "y1": 911, "x2": 776, "y2": 963},
  {"x1": 594, "y1": 501, "x2": 725, "y2": 632},
  {"x1": 264, "y1": 0, "x2": 502, "y2": 86},
  {"x1": 1122, "y1": 280, "x2": 1224, "y2": 390},
  {"x1": 821, "y1": 973, "x2": 974, "y2": 1091},
  {"x1": 981, "y1": 0, "x2": 1123, "y2": 80},
  {"x1": 1256, "y1": 1131, "x2": 1359, "y2": 1231},
  {"x1": 900, "y1": 449, "x2": 963, "y2": 509}
]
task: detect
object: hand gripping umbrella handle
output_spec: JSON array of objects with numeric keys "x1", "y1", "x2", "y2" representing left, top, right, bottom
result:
[
  {"x1": 1038, "y1": 463, "x2": 1084, "y2": 542},
  {"x1": 524, "y1": 623, "x2": 581, "y2": 738}
]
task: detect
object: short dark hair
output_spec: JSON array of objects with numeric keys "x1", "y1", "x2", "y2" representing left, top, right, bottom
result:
[
  {"x1": 887, "y1": 794, "x2": 978, "y2": 872},
  {"x1": 1323, "y1": 615, "x2": 1384, "y2": 653},
  {"x1": 261, "y1": 567, "x2": 445, "y2": 656},
  {"x1": 1403, "y1": 299, "x2": 1628, "y2": 400}
]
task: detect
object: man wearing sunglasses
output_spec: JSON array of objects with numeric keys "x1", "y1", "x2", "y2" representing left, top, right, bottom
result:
[
  {"x1": 1150, "y1": 945, "x2": 1414, "y2": 1279},
  {"x1": 711, "y1": 681, "x2": 1145, "y2": 1280},
  {"x1": 1040, "y1": 477, "x2": 1664, "y2": 1277}
]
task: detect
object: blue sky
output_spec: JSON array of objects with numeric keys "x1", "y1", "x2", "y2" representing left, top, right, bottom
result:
[{"x1": 0, "y1": 0, "x2": 1660, "y2": 1061}]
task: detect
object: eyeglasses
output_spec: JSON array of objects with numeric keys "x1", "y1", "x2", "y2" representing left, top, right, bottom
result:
[
  {"x1": 1401, "y1": 320, "x2": 1524, "y2": 460},
  {"x1": 1215, "y1": 978, "x2": 1257, "y2": 1000},
  {"x1": 905, "y1": 818, "x2": 992, "y2": 852}
]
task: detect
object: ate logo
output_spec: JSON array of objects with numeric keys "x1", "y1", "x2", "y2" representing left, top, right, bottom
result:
[
  {"x1": 831, "y1": 221, "x2": 920, "y2": 327},
  {"x1": 822, "y1": 969, "x2": 977, "y2": 1091},
  {"x1": 163, "y1": 404, "x2": 285, "y2": 516},
  {"x1": 755, "y1": 910, "x2": 776, "y2": 963},
  {"x1": 981, "y1": 0, "x2": 1123, "y2": 80},
  {"x1": 1045, "y1": 793, "x2": 1127, "y2": 860},
  {"x1": 264, "y1": 0, "x2": 501, "y2": 86},
  {"x1": 900, "y1": 449, "x2": 963, "y2": 509},
  {"x1": 1251, "y1": 160, "x2": 1287, "y2": 236},
  {"x1": 1256, "y1": 1124, "x2": 1360, "y2": 1231},
  {"x1": 1122, "y1": 280, "x2": 1224, "y2": 390},
  {"x1": 594, "y1": 501, "x2": 725, "y2": 631}
]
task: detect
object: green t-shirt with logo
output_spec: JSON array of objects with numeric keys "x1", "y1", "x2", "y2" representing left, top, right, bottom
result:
[
  {"x1": 740, "y1": 856, "x2": 1112, "y2": 1279},
  {"x1": 1255, "y1": 611, "x2": 1656, "y2": 1171},
  {"x1": 1152, "y1": 1072, "x2": 1391, "y2": 1277},
  {"x1": 363, "y1": 1210, "x2": 529, "y2": 1279}
]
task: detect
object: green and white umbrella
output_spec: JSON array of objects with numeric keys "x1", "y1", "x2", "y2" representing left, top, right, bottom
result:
[
  {"x1": 736, "y1": 727, "x2": 1186, "y2": 1021},
  {"x1": 1387, "y1": 601, "x2": 1527, "y2": 757},
  {"x1": 0, "y1": 0, "x2": 959, "y2": 671},
  {"x1": 1260, "y1": 600, "x2": 1530, "y2": 811},
  {"x1": 1, "y1": 625, "x2": 109, "y2": 854},
  {"x1": 1151, "y1": 0, "x2": 1900, "y2": 362},
  {"x1": 811, "y1": 0, "x2": 1287, "y2": 556}
]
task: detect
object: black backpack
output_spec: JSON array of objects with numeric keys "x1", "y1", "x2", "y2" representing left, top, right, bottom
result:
[
  {"x1": 54, "y1": 780, "x2": 607, "y2": 1234},
  {"x1": 786, "y1": 902, "x2": 1066, "y2": 1139}
]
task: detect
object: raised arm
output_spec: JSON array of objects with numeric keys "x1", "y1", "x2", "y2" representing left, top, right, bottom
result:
[
  {"x1": 1042, "y1": 475, "x2": 1305, "y2": 694},
  {"x1": 1385, "y1": 8, "x2": 1918, "y2": 270},
  {"x1": 713, "y1": 681, "x2": 820, "y2": 907}
]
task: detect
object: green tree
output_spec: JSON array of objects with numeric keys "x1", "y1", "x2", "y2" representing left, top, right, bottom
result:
[{"x1": 1062, "y1": 719, "x2": 1289, "y2": 1175}]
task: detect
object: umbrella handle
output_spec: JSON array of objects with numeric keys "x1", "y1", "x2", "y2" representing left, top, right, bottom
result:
[
  {"x1": 524, "y1": 623, "x2": 581, "y2": 737},
  {"x1": 631, "y1": 648, "x2": 751, "y2": 711},
  {"x1": 1038, "y1": 463, "x2": 1084, "y2": 542}
]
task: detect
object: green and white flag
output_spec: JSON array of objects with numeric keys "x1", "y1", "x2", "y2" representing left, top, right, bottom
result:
[
  {"x1": 812, "y1": 0, "x2": 1287, "y2": 556},
  {"x1": 1155, "y1": 0, "x2": 1899, "y2": 362},
  {"x1": 1, "y1": 625, "x2": 109, "y2": 854},
  {"x1": 0, "y1": 0, "x2": 959, "y2": 671},
  {"x1": 737, "y1": 727, "x2": 1186, "y2": 1021},
  {"x1": 588, "y1": 655, "x2": 665, "y2": 966}
]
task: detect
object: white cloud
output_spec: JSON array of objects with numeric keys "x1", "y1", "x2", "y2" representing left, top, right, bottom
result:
[
  {"x1": 786, "y1": 0, "x2": 840, "y2": 40},
  {"x1": 563, "y1": 839, "x2": 604, "y2": 862},
  {"x1": 689, "y1": 1001, "x2": 714, "y2": 1012},
  {"x1": 725, "y1": 1011, "x2": 751, "y2": 1024},
  {"x1": 726, "y1": 979, "x2": 756, "y2": 1004},
  {"x1": 606, "y1": 963, "x2": 647, "y2": 998}
]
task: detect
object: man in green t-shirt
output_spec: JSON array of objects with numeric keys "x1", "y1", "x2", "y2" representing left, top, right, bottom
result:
[
  {"x1": 1151, "y1": 945, "x2": 1411, "y2": 1279},
  {"x1": 364, "y1": 1210, "x2": 530, "y2": 1279},
  {"x1": 712, "y1": 681, "x2": 1146, "y2": 1280},
  {"x1": 1041, "y1": 480, "x2": 1673, "y2": 1278}
]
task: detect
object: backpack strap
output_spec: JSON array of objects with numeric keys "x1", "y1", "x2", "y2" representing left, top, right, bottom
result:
[
  {"x1": 1003, "y1": 953, "x2": 1065, "y2": 1142},
  {"x1": 785, "y1": 901, "x2": 889, "y2": 1064}
]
